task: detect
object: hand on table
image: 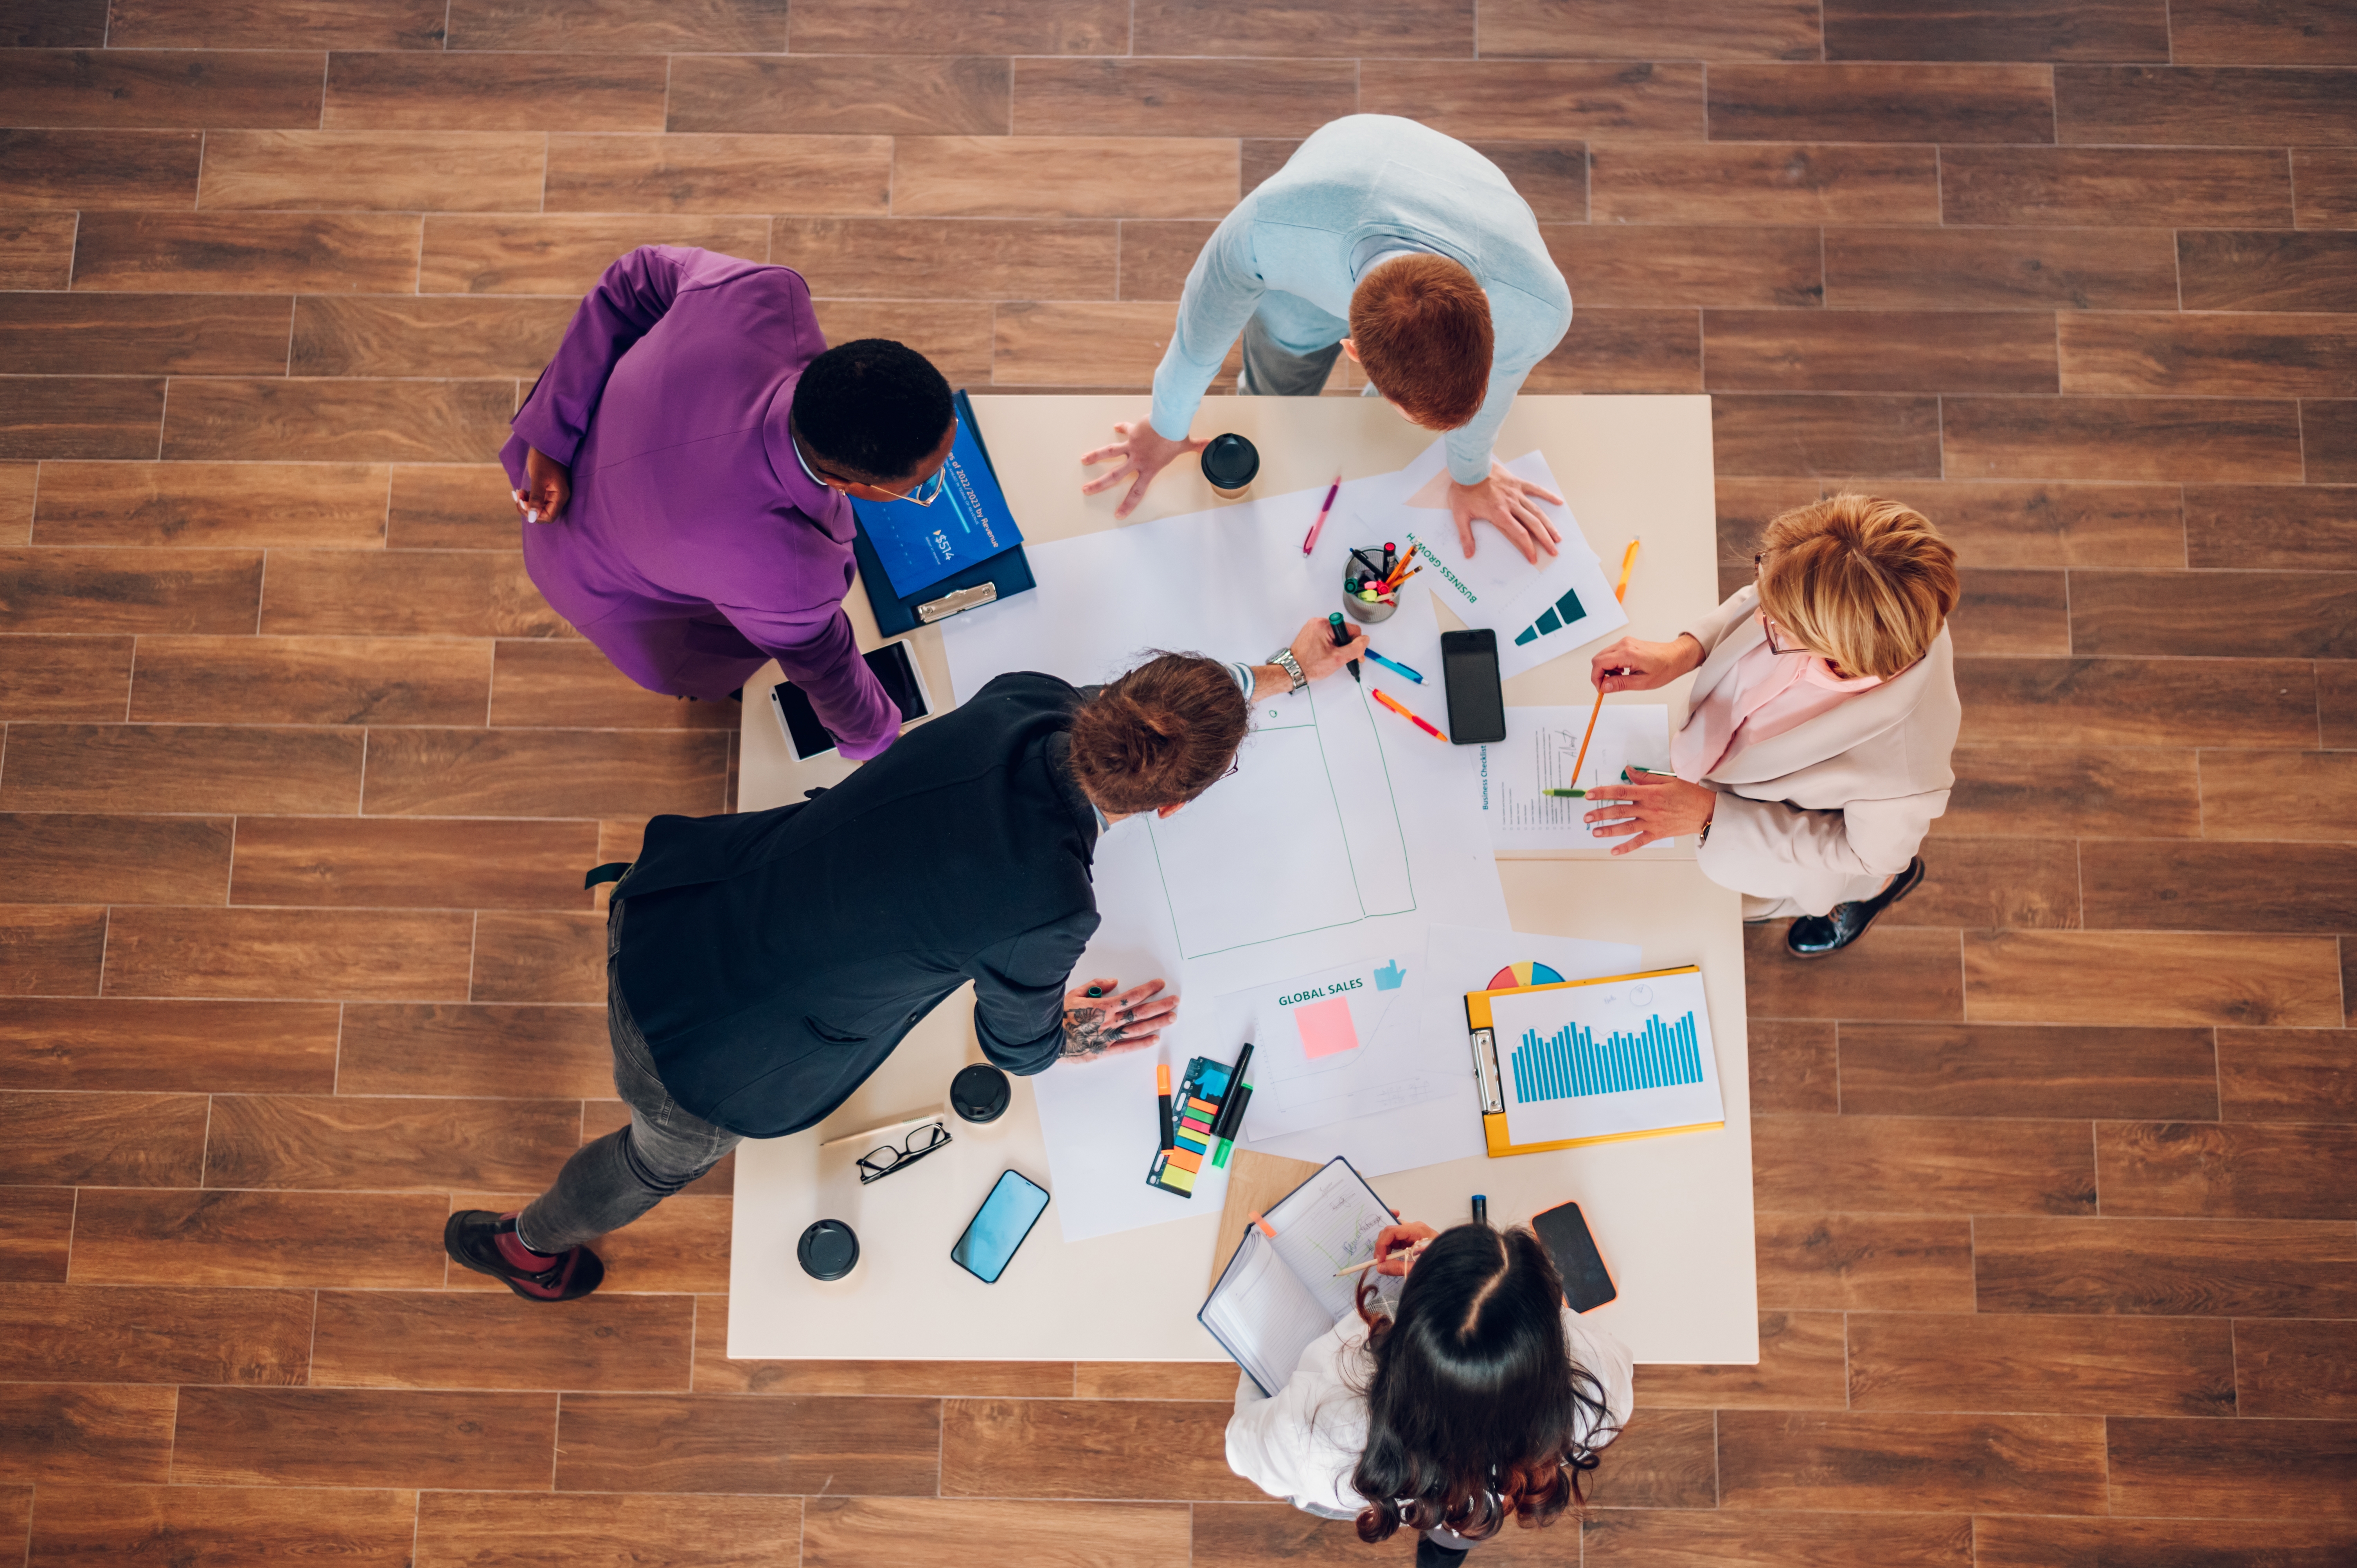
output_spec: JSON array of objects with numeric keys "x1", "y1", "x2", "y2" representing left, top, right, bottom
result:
[
  {"x1": 1372, "y1": 1221, "x2": 1438, "y2": 1277},
  {"x1": 1058, "y1": 977, "x2": 1178, "y2": 1063},
  {"x1": 512, "y1": 445, "x2": 571, "y2": 524},
  {"x1": 1080, "y1": 420, "x2": 1206, "y2": 519},
  {"x1": 1581, "y1": 771, "x2": 1717, "y2": 855},
  {"x1": 1448, "y1": 465, "x2": 1563, "y2": 563},
  {"x1": 1588, "y1": 633, "x2": 1704, "y2": 694}
]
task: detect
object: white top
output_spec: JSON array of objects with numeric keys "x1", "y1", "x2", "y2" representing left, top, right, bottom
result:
[{"x1": 1225, "y1": 1308, "x2": 1636, "y2": 1518}]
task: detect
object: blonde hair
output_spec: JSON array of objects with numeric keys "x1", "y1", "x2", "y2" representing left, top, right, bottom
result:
[{"x1": 1755, "y1": 495, "x2": 1958, "y2": 680}]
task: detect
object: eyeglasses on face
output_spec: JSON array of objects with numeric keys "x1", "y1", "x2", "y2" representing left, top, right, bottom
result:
[
  {"x1": 856, "y1": 1119, "x2": 952, "y2": 1184},
  {"x1": 813, "y1": 418, "x2": 959, "y2": 506}
]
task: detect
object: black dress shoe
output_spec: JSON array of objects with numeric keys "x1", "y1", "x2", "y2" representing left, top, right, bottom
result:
[
  {"x1": 1415, "y1": 1536, "x2": 1472, "y2": 1566},
  {"x1": 1786, "y1": 856, "x2": 1926, "y2": 959}
]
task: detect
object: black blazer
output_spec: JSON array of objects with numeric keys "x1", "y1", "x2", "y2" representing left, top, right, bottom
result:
[{"x1": 611, "y1": 672, "x2": 1102, "y2": 1137}]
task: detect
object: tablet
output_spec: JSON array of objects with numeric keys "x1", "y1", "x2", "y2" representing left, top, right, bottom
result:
[{"x1": 770, "y1": 641, "x2": 932, "y2": 761}]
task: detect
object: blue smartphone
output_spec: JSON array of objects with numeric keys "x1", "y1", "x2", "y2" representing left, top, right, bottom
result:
[{"x1": 949, "y1": 1170, "x2": 1051, "y2": 1284}]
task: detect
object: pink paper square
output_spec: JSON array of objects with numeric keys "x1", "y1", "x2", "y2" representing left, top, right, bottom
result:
[{"x1": 1293, "y1": 996, "x2": 1361, "y2": 1059}]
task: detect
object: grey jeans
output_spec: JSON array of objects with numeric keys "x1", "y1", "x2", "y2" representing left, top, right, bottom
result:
[{"x1": 516, "y1": 905, "x2": 741, "y2": 1254}]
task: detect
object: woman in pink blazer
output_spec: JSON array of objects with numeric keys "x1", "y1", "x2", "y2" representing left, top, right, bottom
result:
[{"x1": 1580, "y1": 496, "x2": 1962, "y2": 958}]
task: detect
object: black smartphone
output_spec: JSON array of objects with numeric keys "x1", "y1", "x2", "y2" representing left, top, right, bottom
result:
[
  {"x1": 1439, "y1": 628, "x2": 1507, "y2": 745},
  {"x1": 949, "y1": 1169, "x2": 1051, "y2": 1284},
  {"x1": 1532, "y1": 1200, "x2": 1617, "y2": 1313},
  {"x1": 770, "y1": 641, "x2": 932, "y2": 761}
]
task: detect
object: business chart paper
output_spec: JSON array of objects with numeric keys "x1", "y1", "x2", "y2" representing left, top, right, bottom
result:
[
  {"x1": 1475, "y1": 704, "x2": 1675, "y2": 852},
  {"x1": 1488, "y1": 968, "x2": 1725, "y2": 1148},
  {"x1": 1379, "y1": 440, "x2": 1630, "y2": 681}
]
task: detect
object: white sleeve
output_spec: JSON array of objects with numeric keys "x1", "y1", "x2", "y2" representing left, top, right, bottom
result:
[
  {"x1": 1562, "y1": 1312, "x2": 1636, "y2": 1450},
  {"x1": 1224, "y1": 1322, "x2": 1369, "y2": 1515}
]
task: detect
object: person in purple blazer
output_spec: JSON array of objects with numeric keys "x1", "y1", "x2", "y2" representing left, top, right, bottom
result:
[{"x1": 502, "y1": 245, "x2": 958, "y2": 761}]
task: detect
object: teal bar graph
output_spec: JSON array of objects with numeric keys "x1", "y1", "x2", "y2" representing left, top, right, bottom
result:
[{"x1": 1510, "y1": 1011, "x2": 1703, "y2": 1103}]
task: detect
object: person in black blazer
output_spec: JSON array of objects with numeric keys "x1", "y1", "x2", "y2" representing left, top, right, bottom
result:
[{"x1": 447, "y1": 615, "x2": 1368, "y2": 1300}]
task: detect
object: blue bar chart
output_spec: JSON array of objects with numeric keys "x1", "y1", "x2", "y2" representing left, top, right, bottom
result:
[{"x1": 1511, "y1": 1011, "x2": 1704, "y2": 1103}]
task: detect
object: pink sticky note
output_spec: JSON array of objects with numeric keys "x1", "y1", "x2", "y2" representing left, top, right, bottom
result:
[{"x1": 1293, "y1": 995, "x2": 1361, "y2": 1059}]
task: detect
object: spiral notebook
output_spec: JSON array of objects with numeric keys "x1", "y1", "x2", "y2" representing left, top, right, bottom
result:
[{"x1": 1197, "y1": 1156, "x2": 1392, "y2": 1397}]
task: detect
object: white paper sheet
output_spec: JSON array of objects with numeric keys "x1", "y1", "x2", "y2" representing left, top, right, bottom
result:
[
  {"x1": 1367, "y1": 441, "x2": 1631, "y2": 680},
  {"x1": 1209, "y1": 952, "x2": 1434, "y2": 1142},
  {"x1": 1475, "y1": 704, "x2": 1676, "y2": 852},
  {"x1": 940, "y1": 479, "x2": 1509, "y2": 1242},
  {"x1": 1417, "y1": 924, "x2": 1646, "y2": 1061},
  {"x1": 1490, "y1": 968, "x2": 1726, "y2": 1147}
]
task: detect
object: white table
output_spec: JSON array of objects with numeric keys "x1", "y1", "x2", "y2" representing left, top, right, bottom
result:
[{"x1": 729, "y1": 395, "x2": 1757, "y2": 1365}]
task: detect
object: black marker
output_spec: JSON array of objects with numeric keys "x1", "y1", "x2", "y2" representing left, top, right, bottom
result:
[
  {"x1": 1472, "y1": 1194, "x2": 1489, "y2": 1226},
  {"x1": 1327, "y1": 612, "x2": 1361, "y2": 685}
]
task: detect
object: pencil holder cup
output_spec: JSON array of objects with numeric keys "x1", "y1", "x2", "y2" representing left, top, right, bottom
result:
[
  {"x1": 1200, "y1": 433, "x2": 1259, "y2": 500},
  {"x1": 1340, "y1": 550, "x2": 1399, "y2": 625}
]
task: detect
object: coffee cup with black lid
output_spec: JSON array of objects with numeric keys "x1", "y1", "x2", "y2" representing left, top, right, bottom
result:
[{"x1": 1200, "y1": 433, "x2": 1260, "y2": 500}]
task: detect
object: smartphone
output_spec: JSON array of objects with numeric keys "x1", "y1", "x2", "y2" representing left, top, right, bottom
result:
[
  {"x1": 1439, "y1": 629, "x2": 1507, "y2": 745},
  {"x1": 949, "y1": 1169, "x2": 1051, "y2": 1284},
  {"x1": 770, "y1": 641, "x2": 932, "y2": 761},
  {"x1": 1531, "y1": 1200, "x2": 1617, "y2": 1313}
]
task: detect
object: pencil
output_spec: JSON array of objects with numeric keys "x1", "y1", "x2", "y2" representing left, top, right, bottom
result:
[
  {"x1": 1372, "y1": 688, "x2": 1447, "y2": 742},
  {"x1": 1564, "y1": 696, "x2": 1607, "y2": 799},
  {"x1": 1613, "y1": 538, "x2": 1640, "y2": 603}
]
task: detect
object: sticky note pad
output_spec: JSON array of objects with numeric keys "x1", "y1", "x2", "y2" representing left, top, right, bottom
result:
[
  {"x1": 1294, "y1": 995, "x2": 1361, "y2": 1059},
  {"x1": 1166, "y1": 1145, "x2": 1202, "y2": 1173},
  {"x1": 1161, "y1": 1164, "x2": 1196, "y2": 1193},
  {"x1": 1176, "y1": 1132, "x2": 1207, "y2": 1155},
  {"x1": 1187, "y1": 1097, "x2": 1220, "y2": 1117}
]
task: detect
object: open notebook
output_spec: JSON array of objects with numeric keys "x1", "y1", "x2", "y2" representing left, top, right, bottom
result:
[{"x1": 1198, "y1": 1156, "x2": 1393, "y2": 1396}]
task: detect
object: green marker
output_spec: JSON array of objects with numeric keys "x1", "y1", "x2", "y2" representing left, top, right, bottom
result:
[{"x1": 1543, "y1": 787, "x2": 1585, "y2": 798}]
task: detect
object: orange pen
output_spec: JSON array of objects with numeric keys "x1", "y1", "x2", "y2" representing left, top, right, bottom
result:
[{"x1": 1372, "y1": 688, "x2": 1447, "y2": 742}]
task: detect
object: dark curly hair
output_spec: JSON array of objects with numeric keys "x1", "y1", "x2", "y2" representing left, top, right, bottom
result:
[
  {"x1": 788, "y1": 338, "x2": 954, "y2": 484},
  {"x1": 1066, "y1": 653, "x2": 1249, "y2": 816},
  {"x1": 1347, "y1": 1223, "x2": 1617, "y2": 1544}
]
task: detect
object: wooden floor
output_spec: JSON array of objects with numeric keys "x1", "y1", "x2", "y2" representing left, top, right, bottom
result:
[{"x1": 3, "y1": 0, "x2": 2355, "y2": 1561}]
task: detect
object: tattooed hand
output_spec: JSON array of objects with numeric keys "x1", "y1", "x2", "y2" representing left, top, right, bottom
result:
[{"x1": 1059, "y1": 976, "x2": 1179, "y2": 1062}]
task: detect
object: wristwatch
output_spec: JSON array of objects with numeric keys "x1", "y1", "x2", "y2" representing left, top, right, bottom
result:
[{"x1": 1268, "y1": 647, "x2": 1307, "y2": 695}]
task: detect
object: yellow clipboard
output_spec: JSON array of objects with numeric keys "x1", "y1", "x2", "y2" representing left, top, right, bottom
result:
[{"x1": 1465, "y1": 964, "x2": 1725, "y2": 1158}]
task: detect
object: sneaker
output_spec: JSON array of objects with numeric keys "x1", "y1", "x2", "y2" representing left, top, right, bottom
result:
[{"x1": 444, "y1": 1210, "x2": 604, "y2": 1302}]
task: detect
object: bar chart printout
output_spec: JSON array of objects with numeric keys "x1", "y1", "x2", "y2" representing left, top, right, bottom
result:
[
  {"x1": 1485, "y1": 969, "x2": 1726, "y2": 1147},
  {"x1": 1513, "y1": 1010, "x2": 1705, "y2": 1102}
]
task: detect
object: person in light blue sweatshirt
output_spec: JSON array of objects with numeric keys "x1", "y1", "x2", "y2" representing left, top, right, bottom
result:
[{"x1": 1081, "y1": 114, "x2": 1574, "y2": 563}]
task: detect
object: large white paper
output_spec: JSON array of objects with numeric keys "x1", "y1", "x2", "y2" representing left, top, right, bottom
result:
[
  {"x1": 1490, "y1": 968, "x2": 1726, "y2": 1148},
  {"x1": 1475, "y1": 704, "x2": 1675, "y2": 852},
  {"x1": 1372, "y1": 441, "x2": 1630, "y2": 680},
  {"x1": 941, "y1": 479, "x2": 1510, "y2": 1242}
]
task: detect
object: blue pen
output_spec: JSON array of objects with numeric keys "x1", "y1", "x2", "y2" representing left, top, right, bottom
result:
[{"x1": 1365, "y1": 648, "x2": 1424, "y2": 684}]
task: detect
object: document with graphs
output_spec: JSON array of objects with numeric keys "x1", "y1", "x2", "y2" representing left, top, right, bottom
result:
[{"x1": 1467, "y1": 965, "x2": 1725, "y2": 1157}]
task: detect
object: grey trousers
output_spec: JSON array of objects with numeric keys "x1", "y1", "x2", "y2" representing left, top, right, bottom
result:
[{"x1": 516, "y1": 905, "x2": 741, "y2": 1254}]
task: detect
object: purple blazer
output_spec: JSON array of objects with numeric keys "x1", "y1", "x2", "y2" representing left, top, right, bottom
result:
[{"x1": 502, "y1": 246, "x2": 897, "y2": 760}]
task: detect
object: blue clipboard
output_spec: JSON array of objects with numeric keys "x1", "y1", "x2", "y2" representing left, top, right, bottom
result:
[{"x1": 852, "y1": 391, "x2": 1034, "y2": 638}]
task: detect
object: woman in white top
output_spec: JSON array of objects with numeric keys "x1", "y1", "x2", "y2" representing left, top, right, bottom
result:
[
  {"x1": 1578, "y1": 494, "x2": 1963, "y2": 957},
  {"x1": 1226, "y1": 1219, "x2": 1634, "y2": 1566}
]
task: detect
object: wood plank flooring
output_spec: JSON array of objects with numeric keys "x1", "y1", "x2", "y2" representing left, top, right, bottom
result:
[{"x1": 2, "y1": 5, "x2": 2352, "y2": 1563}]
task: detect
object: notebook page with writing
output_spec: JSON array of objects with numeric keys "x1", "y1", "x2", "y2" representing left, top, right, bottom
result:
[
  {"x1": 1264, "y1": 1157, "x2": 1397, "y2": 1322},
  {"x1": 1197, "y1": 1226, "x2": 1336, "y2": 1397}
]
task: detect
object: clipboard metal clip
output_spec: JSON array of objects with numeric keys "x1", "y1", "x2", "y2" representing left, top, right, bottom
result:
[
  {"x1": 1470, "y1": 1026, "x2": 1504, "y2": 1115},
  {"x1": 917, "y1": 582, "x2": 997, "y2": 623}
]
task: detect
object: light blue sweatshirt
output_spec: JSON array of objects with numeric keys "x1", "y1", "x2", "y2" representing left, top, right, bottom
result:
[{"x1": 1149, "y1": 115, "x2": 1573, "y2": 487}]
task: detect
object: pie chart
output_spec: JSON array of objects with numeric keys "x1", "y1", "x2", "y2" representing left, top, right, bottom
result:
[{"x1": 1488, "y1": 960, "x2": 1566, "y2": 990}]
